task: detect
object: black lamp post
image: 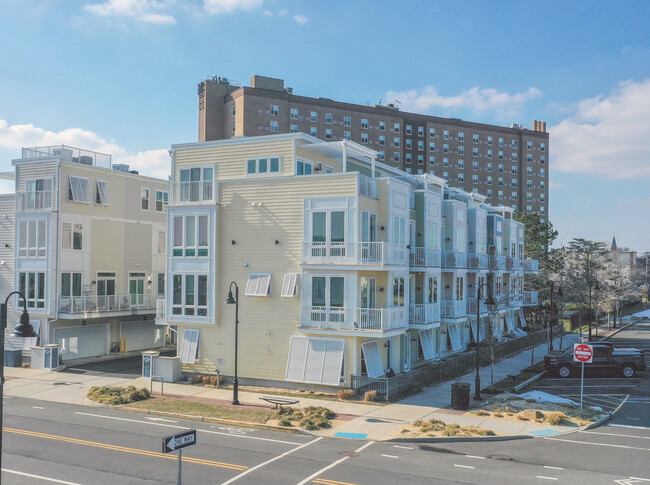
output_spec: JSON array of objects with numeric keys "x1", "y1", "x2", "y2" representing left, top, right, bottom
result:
[
  {"x1": 225, "y1": 282, "x2": 240, "y2": 405},
  {"x1": 549, "y1": 282, "x2": 563, "y2": 352},
  {"x1": 474, "y1": 283, "x2": 496, "y2": 401},
  {"x1": 588, "y1": 280, "x2": 599, "y2": 341},
  {"x1": 1, "y1": 291, "x2": 37, "y2": 473}
]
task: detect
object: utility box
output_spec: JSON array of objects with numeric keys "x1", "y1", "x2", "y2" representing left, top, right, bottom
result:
[
  {"x1": 451, "y1": 382, "x2": 470, "y2": 410},
  {"x1": 31, "y1": 344, "x2": 61, "y2": 371},
  {"x1": 142, "y1": 351, "x2": 160, "y2": 380},
  {"x1": 153, "y1": 355, "x2": 181, "y2": 383}
]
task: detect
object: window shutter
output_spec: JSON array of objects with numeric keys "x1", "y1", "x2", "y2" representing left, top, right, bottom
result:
[
  {"x1": 361, "y1": 341, "x2": 383, "y2": 378},
  {"x1": 419, "y1": 329, "x2": 435, "y2": 361},
  {"x1": 180, "y1": 329, "x2": 199, "y2": 363},
  {"x1": 281, "y1": 273, "x2": 298, "y2": 297}
]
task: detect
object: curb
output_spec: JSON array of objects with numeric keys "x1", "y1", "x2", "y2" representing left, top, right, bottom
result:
[
  {"x1": 514, "y1": 370, "x2": 547, "y2": 392},
  {"x1": 387, "y1": 435, "x2": 534, "y2": 443},
  {"x1": 583, "y1": 395, "x2": 629, "y2": 430},
  {"x1": 598, "y1": 321, "x2": 636, "y2": 341}
]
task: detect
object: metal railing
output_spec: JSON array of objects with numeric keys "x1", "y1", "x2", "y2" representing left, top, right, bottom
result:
[
  {"x1": 467, "y1": 253, "x2": 488, "y2": 269},
  {"x1": 409, "y1": 303, "x2": 441, "y2": 325},
  {"x1": 409, "y1": 247, "x2": 441, "y2": 267},
  {"x1": 300, "y1": 305, "x2": 408, "y2": 332},
  {"x1": 489, "y1": 255, "x2": 506, "y2": 270},
  {"x1": 358, "y1": 174, "x2": 377, "y2": 198},
  {"x1": 155, "y1": 298, "x2": 166, "y2": 319},
  {"x1": 59, "y1": 293, "x2": 160, "y2": 314},
  {"x1": 173, "y1": 180, "x2": 216, "y2": 204},
  {"x1": 22, "y1": 145, "x2": 111, "y2": 169},
  {"x1": 442, "y1": 251, "x2": 467, "y2": 268},
  {"x1": 302, "y1": 241, "x2": 409, "y2": 266},
  {"x1": 523, "y1": 259, "x2": 539, "y2": 272},
  {"x1": 505, "y1": 257, "x2": 522, "y2": 271},
  {"x1": 524, "y1": 291, "x2": 539, "y2": 306},
  {"x1": 441, "y1": 300, "x2": 467, "y2": 318},
  {"x1": 467, "y1": 297, "x2": 488, "y2": 314},
  {"x1": 351, "y1": 328, "x2": 556, "y2": 401}
]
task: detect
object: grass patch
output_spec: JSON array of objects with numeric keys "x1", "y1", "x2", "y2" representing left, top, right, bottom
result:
[
  {"x1": 125, "y1": 398, "x2": 273, "y2": 424},
  {"x1": 403, "y1": 419, "x2": 496, "y2": 437},
  {"x1": 87, "y1": 385, "x2": 150, "y2": 405}
]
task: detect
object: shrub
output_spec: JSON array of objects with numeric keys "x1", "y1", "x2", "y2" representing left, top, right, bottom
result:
[
  {"x1": 364, "y1": 390, "x2": 378, "y2": 402},
  {"x1": 493, "y1": 413, "x2": 504, "y2": 418},
  {"x1": 545, "y1": 412, "x2": 566, "y2": 425},
  {"x1": 87, "y1": 385, "x2": 150, "y2": 405},
  {"x1": 190, "y1": 375, "x2": 203, "y2": 384},
  {"x1": 338, "y1": 389, "x2": 356, "y2": 400},
  {"x1": 202, "y1": 376, "x2": 211, "y2": 384},
  {"x1": 277, "y1": 418, "x2": 293, "y2": 427},
  {"x1": 209, "y1": 376, "x2": 219, "y2": 386},
  {"x1": 304, "y1": 406, "x2": 336, "y2": 420},
  {"x1": 299, "y1": 417, "x2": 319, "y2": 431},
  {"x1": 472, "y1": 410, "x2": 490, "y2": 416},
  {"x1": 413, "y1": 420, "x2": 423, "y2": 427},
  {"x1": 517, "y1": 415, "x2": 529, "y2": 421},
  {"x1": 535, "y1": 410, "x2": 545, "y2": 420}
]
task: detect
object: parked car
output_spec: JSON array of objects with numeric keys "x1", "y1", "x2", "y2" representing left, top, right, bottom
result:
[{"x1": 544, "y1": 342, "x2": 647, "y2": 378}]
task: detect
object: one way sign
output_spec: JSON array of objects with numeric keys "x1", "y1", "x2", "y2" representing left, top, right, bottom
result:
[{"x1": 162, "y1": 429, "x2": 197, "y2": 453}]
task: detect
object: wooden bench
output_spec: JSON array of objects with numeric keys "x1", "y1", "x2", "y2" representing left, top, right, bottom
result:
[{"x1": 259, "y1": 396, "x2": 300, "y2": 410}]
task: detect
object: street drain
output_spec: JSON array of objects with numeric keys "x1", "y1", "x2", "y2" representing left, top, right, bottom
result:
[
  {"x1": 340, "y1": 451, "x2": 360, "y2": 457},
  {"x1": 489, "y1": 455, "x2": 512, "y2": 461}
]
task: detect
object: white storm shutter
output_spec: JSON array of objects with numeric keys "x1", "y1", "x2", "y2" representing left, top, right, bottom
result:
[
  {"x1": 281, "y1": 273, "x2": 299, "y2": 297},
  {"x1": 69, "y1": 176, "x2": 91, "y2": 203},
  {"x1": 448, "y1": 324, "x2": 462, "y2": 351},
  {"x1": 96, "y1": 180, "x2": 110, "y2": 205},
  {"x1": 245, "y1": 273, "x2": 271, "y2": 296},
  {"x1": 505, "y1": 312, "x2": 515, "y2": 332},
  {"x1": 180, "y1": 329, "x2": 199, "y2": 363},
  {"x1": 23, "y1": 320, "x2": 41, "y2": 350},
  {"x1": 418, "y1": 329, "x2": 435, "y2": 361},
  {"x1": 518, "y1": 309, "x2": 527, "y2": 328},
  {"x1": 361, "y1": 341, "x2": 383, "y2": 378},
  {"x1": 285, "y1": 336, "x2": 344, "y2": 386}
]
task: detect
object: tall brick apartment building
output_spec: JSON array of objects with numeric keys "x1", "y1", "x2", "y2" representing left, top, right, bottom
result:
[{"x1": 198, "y1": 75, "x2": 549, "y2": 220}]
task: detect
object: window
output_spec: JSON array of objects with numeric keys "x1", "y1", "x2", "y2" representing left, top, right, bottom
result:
[
  {"x1": 325, "y1": 113, "x2": 332, "y2": 124},
  {"x1": 23, "y1": 178, "x2": 53, "y2": 210},
  {"x1": 498, "y1": 177, "x2": 504, "y2": 186},
  {"x1": 404, "y1": 139, "x2": 411, "y2": 150},
  {"x1": 540, "y1": 168, "x2": 545, "y2": 177},
  {"x1": 281, "y1": 273, "x2": 299, "y2": 297},
  {"x1": 540, "y1": 193, "x2": 546, "y2": 201},
  {"x1": 527, "y1": 180, "x2": 533, "y2": 188},
  {"x1": 472, "y1": 148, "x2": 479, "y2": 158},
  {"x1": 540, "y1": 206, "x2": 546, "y2": 214},
  {"x1": 487, "y1": 176, "x2": 492, "y2": 185},
  {"x1": 361, "y1": 133, "x2": 368, "y2": 144},
  {"x1": 429, "y1": 128, "x2": 436, "y2": 137},
  {"x1": 429, "y1": 142, "x2": 435, "y2": 151},
  {"x1": 247, "y1": 156, "x2": 281, "y2": 175},
  {"x1": 498, "y1": 137, "x2": 504, "y2": 147},
  {"x1": 458, "y1": 160, "x2": 464, "y2": 169},
  {"x1": 498, "y1": 190, "x2": 503, "y2": 200},
  {"x1": 343, "y1": 131, "x2": 351, "y2": 140},
  {"x1": 527, "y1": 154, "x2": 533, "y2": 163},
  {"x1": 443, "y1": 130, "x2": 449, "y2": 140},
  {"x1": 172, "y1": 274, "x2": 208, "y2": 316},
  {"x1": 487, "y1": 136, "x2": 493, "y2": 146},
  {"x1": 344, "y1": 116, "x2": 352, "y2": 127},
  {"x1": 378, "y1": 151, "x2": 385, "y2": 161},
  {"x1": 96, "y1": 180, "x2": 110, "y2": 205},
  {"x1": 540, "y1": 156, "x2": 545, "y2": 164},
  {"x1": 405, "y1": 168, "x2": 412, "y2": 174},
  {"x1": 540, "y1": 143, "x2": 546, "y2": 152},
  {"x1": 297, "y1": 160, "x2": 313, "y2": 175},
  {"x1": 157, "y1": 273, "x2": 165, "y2": 295},
  {"x1": 487, "y1": 163, "x2": 492, "y2": 172},
  {"x1": 270, "y1": 120, "x2": 278, "y2": 132},
  {"x1": 18, "y1": 219, "x2": 47, "y2": 257},
  {"x1": 418, "y1": 140, "x2": 424, "y2": 151},
  {"x1": 540, "y1": 181, "x2": 545, "y2": 189},
  {"x1": 286, "y1": 336, "x2": 345, "y2": 385},
  {"x1": 232, "y1": 122, "x2": 236, "y2": 134},
  {"x1": 290, "y1": 108, "x2": 298, "y2": 119},
  {"x1": 527, "y1": 192, "x2": 533, "y2": 201},
  {"x1": 498, "y1": 164, "x2": 504, "y2": 173},
  {"x1": 498, "y1": 151, "x2": 504, "y2": 160},
  {"x1": 179, "y1": 329, "x2": 200, "y2": 363},
  {"x1": 325, "y1": 129, "x2": 333, "y2": 140},
  {"x1": 443, "y1": 144, "x2": 449, "y2": 153},
  {"x1": 406, "y1": 154, "x2": 412, "y2": 164},
  {"x1": 511, "y1": 192, "x2": 518, "y2": 201},
  {"x1": 172, "y1": 214, "x2": 209, "y2": 257},
  {"x1": 511, "y1": 179, "x2": 518, "y2": 187},
  {"x1": 442, "y1": 172, "x2": 448, "y2": 180},
  {"x1": 487, "y1": 150, "x2": 493, "y2": 159},
  {"x1": 429, "y1": 156, "x2": 435, "y2": 165},
  {"x1": 377, "y1": 120, "x2": 385, "y2": 131},
  {"x1": 527, "y1": 167, "x2": 533, "y2": 176},
  {"x1": 311, "y1": 275, "x2": 344, "y2": 312},
  {"x1": 458, "y1": 132, "x2": 464, "y2": 142},
  {"x1": 61, "y1": 222, "x2": 83, "y2": 250},
  {"x1": 310, "y1": 111, "x2": 317, "y2": 122},
  {"x1": 473, "y1": 134, "x2": 479, "y2": 143},
  {"x1": 511, "y1": 153, "x2": 518, "y2": 162},
  {"x1": 394, "y1": 152, "x2": 400, "y2": 162},
  {"x1": 361, "y1": 118, "x2": 369, "y2": 129},
  {"x1": 418, "y1": 126, "x2": 424, "y2": 137},
  {"x1": 290, "y1": 124, "x2": 298, "y2": 133},
  {"x1": 458, "y1": 173, "x2": 464, "y2": 182},
  {"x1": 394, "y1": 137, "x2": 400, "y2": 148},
  {"x1": 310, "y1": 127, "x2": 317, "y2": 137},
  {"x1": 68, "y1": 176, "x2": 91, "y2": 203},
  {"x1": 472, "y1": 175, "x2": 478, "y2": 184},
  {"x1": 527, "y1": 141, "x2": 533, "y2": 150},
  {"x1": 511, "y1": 139, "x2": 518, "y2": 148},
  {"x1": 511, "y1": 166, "x2": 518, "y2": 174},
  {"x1": 443, "y1": 158, "x2": 449, "y2": 167},
  {"x1": 458, "y1": 146, "x2": 464, "y2": 155},
  {"x1": 455, "y1": 277, "x2": 464, "y2": 300},
  {"x1": 527, "y1": 205, "x2": 533, "y2": 214},
  {"x1": 487, "y1": 189, "x2": 492, "y2": 198},
  {"x1": 379, "y1": 136, "x2": 385, "y2": 146},
  {"x1": 392, "y1": 122, "x2": 399, "y2": 133},
  {"x1": 472, "y1": 161, "x2": 479, "y2": 171},
  {"x1": 19, "y1": 271, "x2": 46, "y2": 309},
  {"x1": 246, "y1": 273, "x2": 272, "y2": 297},
  {"x1": 141, "y1": 188, "x2": 150, "y2": 210},
  {"x1": 61, "y1": 272, "x2": 82, "y2": 301},
  {"x1": 270, "y1": 105, "x2": 278, "y2": 116},
  {"x1": 154, "y1": 190, "x2": 168, "y2": 213},
  {"x1": 392, "y1": 276, "x2": 405, "y2": 307},
  {"x1": 417, "y1": 155, "x2": 424, "y2": 164}
]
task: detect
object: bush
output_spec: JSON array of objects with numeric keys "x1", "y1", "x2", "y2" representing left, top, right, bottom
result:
[
  {"x1": 209, "y1": 376, "x2": 220, "y2": 386},
  {"x1": 87, "y1": 385, "x2": 150, "y2": 405},
  {"x1": 364, "y1": 390, "x2": 378, "y2": 402},
  {"x1": 202, "y1": 376, "x2": 211, "y2": 384},
  {"x1": 277, "y1": 417, "x2": 293, "y2": 427},
  {"x1": 338, "y1": 389, "x2": 356, "y2": 400},
  {"x1": 472, "y1": 410, "x2": 490, "y2": 416},
  {"x1": 190, "y1": 375, "x2": 203, "y2": 384},
  {"x1": 535, "y1": 410, "x2": 545, "y2": 420},
  {"x1": 545, "y1": 412, "x2": 566, "y2": 425}
]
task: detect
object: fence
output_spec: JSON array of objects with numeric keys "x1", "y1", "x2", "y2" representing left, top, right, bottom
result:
[{"x1": 351, "y1": 328, "x2": 554, "y2": 401}]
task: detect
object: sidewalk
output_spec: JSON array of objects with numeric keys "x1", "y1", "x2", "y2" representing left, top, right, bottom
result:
[{"x1": 3, "y1": 318, "x2": 640, "y2": 441}]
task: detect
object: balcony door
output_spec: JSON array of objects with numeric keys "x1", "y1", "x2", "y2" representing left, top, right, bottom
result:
[
  {"x1": 360, "y1": 211, "x2": 377, "y2": 262},
  {"x1": 311, "y1": 276, "x2": 345, "y2": 325},
  {"x1": 359, "y1": 277, "x2": 376, "y2": 329},
  {"x1": 312, "y1": 211, "x2": 345, "y2": 257},
  {"x1": 129, "y1": 272, "x2": 146, "y2": 307},
  {"x1": 96, "y1": 272, "x2": 116, "y2": 311}
]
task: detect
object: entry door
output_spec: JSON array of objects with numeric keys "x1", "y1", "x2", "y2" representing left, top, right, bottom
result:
[
  {"x1": 97, "y1": 278, "x2": 116, "y2": 311},
  {"x1": 129, "y1": 273, "x2": 146, "y2": 306}
]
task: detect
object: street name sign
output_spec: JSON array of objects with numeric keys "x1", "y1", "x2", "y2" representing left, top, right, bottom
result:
[
  {"x1": 162, "y1": 429, "x2": 197, "y2": 453},
  {"x1": 573, "y1": 343, "x2": 593, "y2": 363}
]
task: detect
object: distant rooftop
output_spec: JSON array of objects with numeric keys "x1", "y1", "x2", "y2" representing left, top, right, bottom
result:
[{"x1": 19, "y1": 145, "x2": 111, "y2": 170}]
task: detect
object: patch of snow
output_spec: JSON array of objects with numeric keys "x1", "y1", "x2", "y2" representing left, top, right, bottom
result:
[
  {"x1": 518, "y1": 390, "x2": 578, "y2": 406},
  {"x1": 589, "y1": 406, "x2": 603, "y2": 411}
]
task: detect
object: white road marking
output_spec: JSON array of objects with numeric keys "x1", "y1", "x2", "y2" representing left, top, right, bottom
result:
[
  {"x1": 582, "y1": 430, "x2": 650, "y2": 440},
  {"x1": 32, "y1": 406, "x2": 45, "y2": 409},
  {"x1": 543, "y1": 466, "x2": 564, "y2": 470},
  {"x1": 454, "y1": 464, "x2": 475, "y2": 469},
  {"x1": 465, "y1": 455, "x2": 485, "y2": 459},
  {"x1": 2, "y1": 469, "x2": 83, "y2": 484},
  {"x1": 544, "y1": 436, "x2": 650, "y2": 451},
  {"x1": 393, "y1": 445, "x2": 412, "y2": 450},
  {"x1": 221, "y1": 436, "x2": 325, "y2": 485},
  {"x1": 536, "y1": 476, "x2": 558, "y2": 480},
  {"x1": 75, "y1": 411, "x2": 301, "y2": 445},
  {"x1": 145, "y1": 416, "x2": 177, "y2": 423},
  {"x1": 294, "y1": 441, "x2": 374, "y2": 485},
  {"x1": 381, "y1": 454, "x2": 399, "y2": 458},
  {"x1": 608, "y1": 424, "x2": 650, "y2": 431}
]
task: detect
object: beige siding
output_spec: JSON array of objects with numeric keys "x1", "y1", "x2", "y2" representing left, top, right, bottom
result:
[
  {"x1": 122, "y1": 222, "x2": 153, "y2": 291},
  {"x1": 15, "y1": 161, "x2": 58, "y2": 193},
  {"x1": 0, "y1": 195, "x2": 16, "y2": 317},
  {"x1": 90, "y1": 219, "x2": 124, "y2": 287}
]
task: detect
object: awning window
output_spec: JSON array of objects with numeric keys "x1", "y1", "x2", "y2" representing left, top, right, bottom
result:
[
  {"x1": 245, "y1": 273, "x2": 271, "y2": 296},
  {"x1": 281, "y1": 273, "x2": 299, "y2": 297}
]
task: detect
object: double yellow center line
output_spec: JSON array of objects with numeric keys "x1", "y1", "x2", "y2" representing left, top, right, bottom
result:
[
  {"x1": 4, "y1": 427, "x2": 247, "y2": 471},
  {"x1": 313, "y1": 479, "x2": 359, "y2": 485}
]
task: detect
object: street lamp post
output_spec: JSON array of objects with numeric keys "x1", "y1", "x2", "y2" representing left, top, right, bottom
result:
[
  {"x1": 548, "y1": 282, "x2": 563, "y2": 352},
  {"x1": 588, "y1": 280, "x2": 599, "y2": 341},
  {"x1": 1, "y1": 291, "x2": 38, "y2": 473},
  {"x1": 474, "y1": 283, "x2": 496, "y2": 401},
  {"x1": 225, "y1": 282, "x2": 240, "y2": 405}
]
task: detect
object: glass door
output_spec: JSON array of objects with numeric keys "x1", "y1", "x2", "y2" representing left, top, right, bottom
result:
[
  {"x1": 96, "y1": 272, "x2": 116, "y2": 311},
  {"x1": 129, "y1": 272, "x2": 146, "y2": 307}
]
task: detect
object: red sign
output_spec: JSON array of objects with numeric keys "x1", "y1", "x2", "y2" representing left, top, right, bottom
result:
[{"x1": 573, "y1": 343, "x2": 593, "y2": 363}]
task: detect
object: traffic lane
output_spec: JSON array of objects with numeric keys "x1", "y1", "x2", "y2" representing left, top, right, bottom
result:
[
  {"x1": 316, "y1": 441, "x2": 633, "y2": 485},
  {"x1": 610, "y1": 398, "x2": 650, "y2": 427}
]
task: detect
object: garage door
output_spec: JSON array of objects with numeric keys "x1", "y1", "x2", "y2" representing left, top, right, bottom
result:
[
  {"x1": 121, "y1": 321, "x2": 162, "y2": 351},
  {"x1": 55, "y1": 324, "x2": 108, "y2": 360}
]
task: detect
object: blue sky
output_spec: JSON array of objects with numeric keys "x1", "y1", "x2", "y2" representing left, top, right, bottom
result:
[{"x1": 1, "y1": 0, "x2": 650, "y2": 252}]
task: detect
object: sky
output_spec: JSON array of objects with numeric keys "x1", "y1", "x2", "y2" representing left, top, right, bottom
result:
[{"x1": 1, "y1": 0, "x2": 650, "y2": 252}]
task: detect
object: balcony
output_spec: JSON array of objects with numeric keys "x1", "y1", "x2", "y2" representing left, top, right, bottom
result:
[
  {"x1": 441, "y1": 300, "x2": 467, "y2": 318},
  {"x1": 524, "y1": 291, "x2": 539, "y2": 306},
  {"x1": 442, "y1": 251, "x2": 467, "y2": 269},
  {"x1": 467, "y1": 253, "x2": 488, "y2": 269},
  {"x1": 59, "y1": 293, "x2": 160, "y2": 315},
  {"x1": 507, "y1": 293, "x2": 523, "y2": 307},
  {"x1": 21, "y1": 145, "x2": 111, "y2": 169},
  {"x1": 505, "y1": 257, "x2": 522, "y2": 271},
  {"x1": 409, "y1": 303, "x2": 440, "y2": 325},
  {"x1": 523, "y1": 259, "x2": 539, "y2": 273},
  {"x1": 16, "y1": 190, "x2": 57, "y2": 212},
  {"x1": 302, "y1": 241, "x2": 408, "y2": 266},
  {"x1": 300, "y1": 305, "x2": 408, "y2": 333},
  {"x1": 358, "y1": 174, "x2": 377, "y2": 199},
  {"x1": 489, "y1": 255, "x2": 506, "y2": 270},
  {"x1": 466, "y1": 297, "x2": 489, "y2": 314},
  {"x1": 409, "y1": 247, "x2": 441, "y2": 267},
  {"x1": 172, "y1": 180, "x2": 216, "y2": 204}
]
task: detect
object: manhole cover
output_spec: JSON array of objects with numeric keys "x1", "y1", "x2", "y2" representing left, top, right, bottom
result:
[
  {"x1": 489, "y1": 455, "x2": 512, "y2": 461},
  {"x1": 340, "y1": 451, "x2": 360, "y2": 457}
]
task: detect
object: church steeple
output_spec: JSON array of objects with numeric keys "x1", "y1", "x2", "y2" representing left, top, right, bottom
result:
[{"x1": 611, "y1": 233, "x2": 618, "y2": 251}]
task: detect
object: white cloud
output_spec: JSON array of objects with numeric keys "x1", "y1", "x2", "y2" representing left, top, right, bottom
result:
[
  {"x1": 550, "y1": 79, "x2": 650, "y2": 179},
  {"x1": 85, "y1": 0, "x2": 176, "y2": 24},
  {"x1": 293, "y1": 14, "x2": 308, "y2": 24},
  {"x1": 548, "y1": 180, "x2": 563, "y2": 189},
  {"x1": 0, "y1": 120, "x2": 169, "y2": 180},
  {"x1": 383, "y1": 85, "x2": 542, "y2": 119},
  {"x1": 203, "y1": 0, "x2": 264, "y2": 15}
]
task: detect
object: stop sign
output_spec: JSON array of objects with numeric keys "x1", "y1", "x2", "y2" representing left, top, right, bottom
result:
[{"x1": 573, "y1": 343, "x2": 593, "y2": 363}]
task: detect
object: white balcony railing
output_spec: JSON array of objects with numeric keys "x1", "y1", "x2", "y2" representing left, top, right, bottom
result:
[
  {"x1": 505, "y1": 257, "x2": 521, "y2": 271},
  {"x1": 466, "y1": 297, "x2": 488, "y2": 314},
  {"x1": 358, "y1": 174, "x2": 377, "y2": 199},
  {"x1": 524, "y1": 291, "x2": 539, "y2": 306},
  {"x1": 523, "y1": 259, "x2": 539, "y2": 273},
  {"x1": 442, "y1": 251, "x2": 467, "y2": 268},
  {"x1": 155, "y1": 298, "x2": 166, "y2": 320},
  {"x1": 409, "y1": 247, "x2": 442, "y2": 267},
  {"x1": 173, "y1": 181, "x2": 216, "y2": 204},
  {"x1": 441, "y1": 300, "x2": 467, "y2": 318},
  {"x1": 16, "y1": 190, "x2": 56, "y2": 211},
  {"x1": 302, "y1": 241, "x2": 409, "y2": 266},
  {"x1": 508, "y1": 293, "x2": 523, "y2": 307},
  {"x1": 59, "y1": 293, "x2": 160, "y2": 314},
  {"x1": 301, "y1": 305, "x2": 408, "y2": 332},
  {"x1": 409, "y1": 303, "x2": 440, "y2": 324},
  {"x1": 467, "y1": 253, "x2": 488, "y2": 269},
  {"x1": 22, "y1": 145, "x2": 111, "y2": 169},
  {"x1": 489, "y1": 255, "x2": 506, "y2": 270}
]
